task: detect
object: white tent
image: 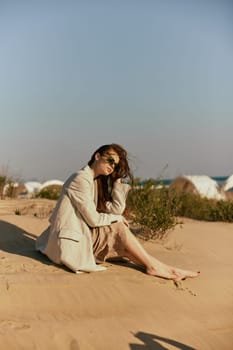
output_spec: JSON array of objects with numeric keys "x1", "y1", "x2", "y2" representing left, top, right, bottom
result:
[
  {"x1": 40, "y1": 180, "x2": 64, "y2": 191},
  {"x1": 24, "y1": 181, "x2": 42, "y2": 194},
  {"x1": 222, "y1": 175, "x2": 233, "y2": 192},
  {"x1": 170, "y1": 175, "x2": 226, "y2": 200},
  {"x1": 183, "y1": 175, "x2": 225, "y2": 200}
]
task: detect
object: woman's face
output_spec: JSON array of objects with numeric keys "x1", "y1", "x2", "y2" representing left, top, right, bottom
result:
[{"x1": 94, "y1": 150, "x2": 120, "y2": 176}]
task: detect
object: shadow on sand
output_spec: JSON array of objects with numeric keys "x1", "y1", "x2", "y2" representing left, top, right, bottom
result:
[
  {"x1": 0, "y1": 221, "x2": 146, "y2": 274},
  {"x1": 0, "y1": 220, "x2": 54, "y2": 267},
  {"x1": 129, "y1": 332, "x2": 196, "y2": 350}
]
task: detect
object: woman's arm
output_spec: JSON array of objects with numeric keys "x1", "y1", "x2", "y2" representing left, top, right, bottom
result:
[
  {"x1": 105, "y1": 179, "x2": 131, "y2": 215},
  {"x1": 66, "y1": 172, "x2": 123, "y2": 227}
]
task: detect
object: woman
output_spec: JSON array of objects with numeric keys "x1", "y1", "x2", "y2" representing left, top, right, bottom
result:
[{"x1": 36, "y1": 143, "x2": 199, "y2": 281}]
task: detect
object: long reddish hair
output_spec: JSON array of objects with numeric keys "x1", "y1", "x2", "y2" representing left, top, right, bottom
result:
[{"x1": 88, "y1": 143, "x2": 133, "y2": 212}]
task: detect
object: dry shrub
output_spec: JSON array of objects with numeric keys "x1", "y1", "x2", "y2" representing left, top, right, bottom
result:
[{"x1": 14, "y1": 201, "x2": 56, "y2": 218}]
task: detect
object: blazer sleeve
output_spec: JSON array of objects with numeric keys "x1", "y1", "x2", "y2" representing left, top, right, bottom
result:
[
  {"x1": 66, "y1": 172, "x2": 123, "y2": 228},
  {"x1": 105, "y1": 182, "x2": 131, "y2": 215}
]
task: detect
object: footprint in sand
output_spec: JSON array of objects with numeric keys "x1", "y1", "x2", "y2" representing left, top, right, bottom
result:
[
  {"x1": 0, "y1": 320, "x2": 31, "y2": 333},
  {"x1": 174, "y1": 281, "x2": 197, "y2": 296}
]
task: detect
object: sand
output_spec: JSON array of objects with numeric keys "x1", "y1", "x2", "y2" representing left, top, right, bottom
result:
[{"x1": 0, "y1": 199, "x2": 233, "y2": 350}]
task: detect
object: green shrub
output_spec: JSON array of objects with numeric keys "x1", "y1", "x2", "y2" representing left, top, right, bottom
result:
[
  {"x1": 175, "y1": 191, "x2": 233, "y2": 222},
  {"x1": 37, "y1": 185, "x2": 62, "y2": 200},
  {"x1": 126, "y1": 182, "x2": 233, "y2": 241},
  {"x1": 126, "y1": 180, "x2": 180, "y2": 240}
]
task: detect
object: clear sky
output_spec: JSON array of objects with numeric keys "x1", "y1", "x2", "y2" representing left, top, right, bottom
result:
[{"x1": 0, "y1": 0, "x2": 232, "y2": 182}]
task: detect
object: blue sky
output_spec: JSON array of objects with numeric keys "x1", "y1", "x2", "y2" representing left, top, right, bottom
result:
[{"x1": 0, "y1": 0, "x2": 232, "y2": 182}]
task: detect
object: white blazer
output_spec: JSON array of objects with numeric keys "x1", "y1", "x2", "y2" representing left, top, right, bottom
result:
[{"x1": 36, "y1": 165, "x2": 130, "y2": 272}]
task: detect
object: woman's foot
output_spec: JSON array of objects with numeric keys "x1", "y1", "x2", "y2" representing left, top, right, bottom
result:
[
  {"x1": 146, "y1": 265, "x2": 177, "y2": 280},
  {"x1": 146, "y1": 264, "x2": 200, "y2": 281},
  {"x1": 170, "y1": 267, "x2": 200, "y2": 282}
]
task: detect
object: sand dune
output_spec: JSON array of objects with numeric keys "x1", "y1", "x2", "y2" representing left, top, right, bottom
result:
[{"x1": 0, "y1": 200, "x2": 233, "y2": 349}]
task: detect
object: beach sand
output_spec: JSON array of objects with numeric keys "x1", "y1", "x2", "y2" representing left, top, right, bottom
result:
[{"x1": 0, "y1": 199, "x2": 233, "y2": 350}]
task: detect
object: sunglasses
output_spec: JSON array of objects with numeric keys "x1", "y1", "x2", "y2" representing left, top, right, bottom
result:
[{"x1": 102, "y1": 156, "x2": 119, "y2": 169}]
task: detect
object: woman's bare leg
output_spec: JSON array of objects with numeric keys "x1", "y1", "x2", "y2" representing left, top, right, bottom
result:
[
  {"x1": 117, "y1": 222, "x2": 199, "y2": 281},
  {"x1": 123, "y1": 229, "x2": 179, "y2": 279}
]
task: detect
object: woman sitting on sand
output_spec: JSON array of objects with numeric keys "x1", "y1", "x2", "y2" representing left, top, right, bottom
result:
[{"x1": 36, "y1": 143, "x2": 199, "y2": 281}]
